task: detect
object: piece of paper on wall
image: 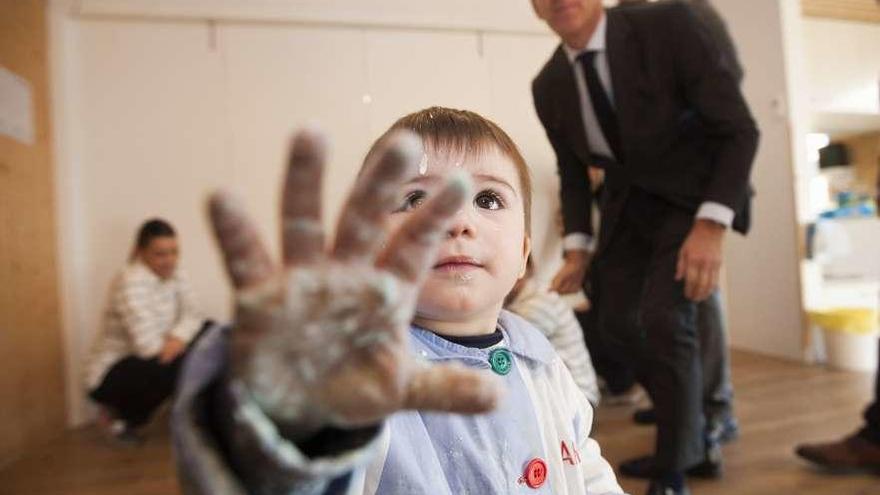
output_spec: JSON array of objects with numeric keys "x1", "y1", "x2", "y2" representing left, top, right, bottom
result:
[{"x1": 0, "y1": 65, "x2": 35, "y2": 145}]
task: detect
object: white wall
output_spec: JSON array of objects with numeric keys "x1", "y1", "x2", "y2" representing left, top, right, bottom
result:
[
  {"x1": 803, "y1": 18, "x2": 880, "y2": 116},
  {"x1": 51, "y1": 0, "x2": 811, "y2": 425},
  {"x1": 51, "y1": 0, "x2": 561, "y2": 426},
  {"x1": 706, "y1": 0, "x2": 807, "y2": 360}
]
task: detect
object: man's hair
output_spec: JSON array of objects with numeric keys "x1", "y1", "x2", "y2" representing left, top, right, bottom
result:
[{"x1": 366, "y1": 106, "x2": 532, "y2": 234}]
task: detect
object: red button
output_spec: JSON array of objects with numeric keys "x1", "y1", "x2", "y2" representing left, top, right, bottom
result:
[{"x1": 524, "y1": 457, "x2": 547, "y2": 488}]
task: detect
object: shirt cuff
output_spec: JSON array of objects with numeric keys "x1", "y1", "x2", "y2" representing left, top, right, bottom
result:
[
  {"x1": 563, "y1": 233, "x2": 596, "y2": 253},
  {"x1": 696, "y1": 202, "x2": 734, "y2": 228}
]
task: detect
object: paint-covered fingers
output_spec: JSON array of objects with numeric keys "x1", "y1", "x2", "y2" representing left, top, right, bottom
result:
[
  {"x1": 333, "y1": 131, "x2": 423, "y2": 262},
  {"x1": 376, "y1": 173, "x2": 471, "y2": 283},
  {"x1": 208, "y1": 191, "x2": 276, "y2": 289},
  {"x1": 282, "y1": 129, "x2": 327, "y2": 266},
  {"x1": 403, "y1": 363, "x2": 501, "y2": 414}
]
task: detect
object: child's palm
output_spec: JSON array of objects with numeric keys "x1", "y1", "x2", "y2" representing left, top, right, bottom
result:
[{"x1": 209, "y1": 130, "x2": 499, "y2": 433}]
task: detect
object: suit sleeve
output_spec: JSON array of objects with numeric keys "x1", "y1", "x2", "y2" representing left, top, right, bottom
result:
[
  {"x1": 532, "y1": 79, "x2": 594, "y2": 239},
  {"x1": 671, "y1": 2, "x2": 759, "y2": 212}
]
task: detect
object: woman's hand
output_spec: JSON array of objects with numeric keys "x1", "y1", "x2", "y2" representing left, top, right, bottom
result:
[
  {"x1": 208, "y1": 129, "x2": 500, "y2": 438},
  {"x1": 158, "y1": 336, "x2": 186, "y2": 364}
]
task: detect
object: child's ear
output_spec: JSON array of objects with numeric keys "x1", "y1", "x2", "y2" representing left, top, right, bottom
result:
[{"x1": 518, "y1": 237, "x2": 532, "y2": 278}]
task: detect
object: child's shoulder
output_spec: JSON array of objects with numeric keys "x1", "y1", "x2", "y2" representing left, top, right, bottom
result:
[
  {"x1": 497, "y1": 310, "x2": 559, "y2": 367},
  {"x1": 117, "y1": 261, "x2": 157, "y2": 288}
]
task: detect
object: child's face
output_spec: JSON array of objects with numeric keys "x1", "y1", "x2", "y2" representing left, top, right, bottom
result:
[{"x1": 387, "y1": 144, "x2": 530, "y2": 330}]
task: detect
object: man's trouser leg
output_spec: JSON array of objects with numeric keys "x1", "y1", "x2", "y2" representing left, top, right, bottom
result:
[{"x1": 598, "y1": 188, "x2": 704, "y2": 472}]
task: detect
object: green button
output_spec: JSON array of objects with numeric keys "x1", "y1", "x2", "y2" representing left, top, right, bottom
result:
[{"x1": 489, "y1": 348, "x2": 513, "y2": 375}]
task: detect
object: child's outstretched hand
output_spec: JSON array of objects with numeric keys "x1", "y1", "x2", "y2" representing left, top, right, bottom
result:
[{"x1": 208, "y1": 129, "x2": 500, "y2": 439}]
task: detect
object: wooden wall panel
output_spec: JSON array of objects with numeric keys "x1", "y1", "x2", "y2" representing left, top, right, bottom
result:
[
  {"x1": 0, "y1": 0, "x2": 67, "y2": 469},
  {"x1": 802, "y1": 0, "x2": 880, "y2": 23}
]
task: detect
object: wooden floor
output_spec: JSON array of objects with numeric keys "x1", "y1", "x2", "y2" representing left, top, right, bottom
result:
[{"x1": 2, "y1": 350, "x2": 880, "y2": 495}]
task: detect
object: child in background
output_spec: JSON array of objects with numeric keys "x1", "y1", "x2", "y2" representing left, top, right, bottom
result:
[
  {"x1": 506, "y1": 256, "x2": 601, "y2": 407},
  {"x1": 172, "y1": 107, "x2": 625, "y2": 494}
]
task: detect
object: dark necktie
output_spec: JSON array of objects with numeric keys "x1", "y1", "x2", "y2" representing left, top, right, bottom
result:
[{"x1": 577, "y1": 50, "x2": 622, "y2": 162}]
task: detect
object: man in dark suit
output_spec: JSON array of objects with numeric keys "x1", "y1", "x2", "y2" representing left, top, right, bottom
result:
[
  {"x1": 620, "y1": 0, "x2": 742, "y2": 449},
  {"x1": 531, "y1": 1, "x2": 759, "y2": 494}
]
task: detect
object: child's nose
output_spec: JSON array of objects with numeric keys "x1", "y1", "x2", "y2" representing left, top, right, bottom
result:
[{"x1": 446, "y1": 209, "x2": 475, "y2": 238}]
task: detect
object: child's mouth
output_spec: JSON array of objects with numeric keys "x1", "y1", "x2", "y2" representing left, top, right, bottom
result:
[{"x1": 433, "y1": 256, "x2": 483, "y2": 272}]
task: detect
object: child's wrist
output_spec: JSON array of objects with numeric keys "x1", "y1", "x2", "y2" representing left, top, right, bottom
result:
[{"x1": 229, "y1": 374, "x2": 328, "y2": 443}]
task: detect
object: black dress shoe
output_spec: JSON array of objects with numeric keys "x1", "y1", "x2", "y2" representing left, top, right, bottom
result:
[
  {"x1": 684, "y1": 457, "x2": 722, "y2": 478},
  {"x1": 633, "y1": 407, "x2": 657, "y2": 425},
  {"x1": 619, "y1": 454, "x2": 656, "y2": 479},
  {"x1": 645, "y1": 477, "x2": 691, "y2": 495},
  {"x1": 619, "y1": 449, "x2": 722, "y2": 479}
]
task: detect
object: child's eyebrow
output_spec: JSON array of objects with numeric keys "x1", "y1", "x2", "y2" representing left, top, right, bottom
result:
[
  {"x1": 472, "y1": 174, "x2": 518, "y2": 197},
  {"x1": 402, "y1": 173, "x2": 518, "y2": 197}
]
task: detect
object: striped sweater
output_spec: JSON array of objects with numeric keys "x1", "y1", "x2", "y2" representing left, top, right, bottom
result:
[
  {"x1": 85, "y1": 260, "x2": 203, "y2": 389},
  {"x1": 507, "y1": 281, "x2": 600, "y2": 406}
]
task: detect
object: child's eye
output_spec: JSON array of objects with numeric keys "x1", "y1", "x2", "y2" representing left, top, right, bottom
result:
[
  {"x1": 394, "y1": 190, "x2": 427, "y2": 213},
  {"x1": 475, "y1": 190, "x2": 504, "y2": 210}
]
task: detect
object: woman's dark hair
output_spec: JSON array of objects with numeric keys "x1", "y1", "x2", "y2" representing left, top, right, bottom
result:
[{"x1": 130, "y1": 218, "x2": 176, "y2": 261}]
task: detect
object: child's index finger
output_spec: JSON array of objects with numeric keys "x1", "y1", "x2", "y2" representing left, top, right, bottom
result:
[
  {"x1": 282, "y1": 128, "x2": 327, "y2": 267},
  {"x1": 376, "y1": 172, "x2": 471, "y2": 283},
  {"x1": 208, "y1": 191, "x2": 276, "y2": 289},
  {"x1": 333, "y1": 131, "x2": 422, "y2": 263}
]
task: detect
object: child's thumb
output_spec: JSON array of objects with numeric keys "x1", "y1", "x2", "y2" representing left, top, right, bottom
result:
[{"x1": 403, "y1": 363, "x2": 501, "y2": 414}]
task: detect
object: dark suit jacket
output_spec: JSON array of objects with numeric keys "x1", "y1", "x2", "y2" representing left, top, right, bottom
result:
[{"x1": 532, "y1": 0, "x2": 759, "y2": 242}]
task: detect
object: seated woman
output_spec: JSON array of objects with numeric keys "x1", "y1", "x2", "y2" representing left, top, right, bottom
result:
[{"x1": 85, "y1": 218, "x2": 210, "y2": 442}]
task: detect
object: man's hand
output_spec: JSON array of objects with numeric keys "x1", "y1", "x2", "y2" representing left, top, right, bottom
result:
[
  {"x1": 158, "y1": 336, "x2": 186, "y2": 364},
  {"x1": 551, "y1": 250, "x2": 591, "y2": 295},
  {"x1": 208, "y1": 129, "x2": 500, "y2": 438},
  {"x1": 675, "y1": 219, "x2": 725, "y2": 302}
]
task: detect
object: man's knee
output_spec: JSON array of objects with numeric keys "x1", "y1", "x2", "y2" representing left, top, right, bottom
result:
[{"x1": 640, "y1": 304, "x2": 698, "y2": 348}]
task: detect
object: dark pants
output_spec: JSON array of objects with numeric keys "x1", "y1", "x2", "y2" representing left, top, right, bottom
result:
[
  {"x1": 596, "y1": 187, "x2": 703, "y2": 472},
  {"x1": 577, "y1": 291, "x2": 636, "y2": 395},
  {"x1": 581, "y1": 287, "x2": 735, "y2": 427},
  {"x1": 859, "y1": 339, "x2": 880, "y2": 444},
  {"x1": 699, "y1": 290, "x2": 735, "y2": 429},
  {"x1": 89, "y1": 322, "x2": 210, "y2": 428}
]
